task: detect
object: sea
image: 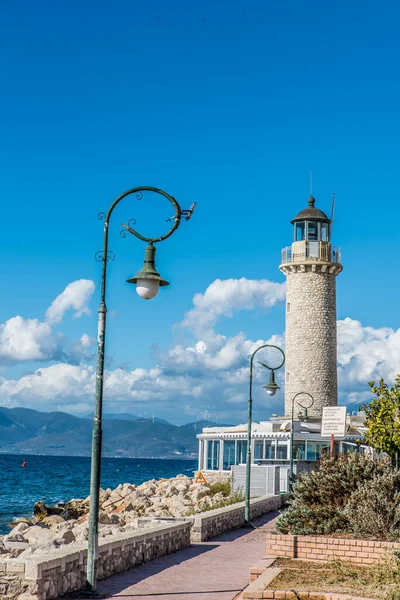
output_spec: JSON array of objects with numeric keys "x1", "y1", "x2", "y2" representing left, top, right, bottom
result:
[{"x1": 0, "y1": 454, "x2": 197, "y2": 535}]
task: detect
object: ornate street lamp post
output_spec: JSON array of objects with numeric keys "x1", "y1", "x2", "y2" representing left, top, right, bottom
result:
[
  {"x1": 85, "y1": 187, "x2": 195, "y2": 595},
  {"x1": 245, "y1": 344, "x2": 285, "y2": 525},
  {"x1": 289, "y1": 392, "x2": 314, "y2": 492}
]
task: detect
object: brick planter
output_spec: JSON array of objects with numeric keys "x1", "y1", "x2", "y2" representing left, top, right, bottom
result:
[{"x1": 266, "y1": 533, "x2": 400, "y2": 565}]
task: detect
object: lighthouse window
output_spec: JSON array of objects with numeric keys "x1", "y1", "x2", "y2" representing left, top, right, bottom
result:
[
  {"x1": 321, "y1": 223, "x2": 329, "y2": 241},
  {"x1": 295, "y1": 222, "x2": 305, "y2": 241},
  {"x1": 286, "y1": 303, "x2": 290, "y2": 313},
  {"x1": 307, "y1": 221, "x2": 318, "y2": 241}
]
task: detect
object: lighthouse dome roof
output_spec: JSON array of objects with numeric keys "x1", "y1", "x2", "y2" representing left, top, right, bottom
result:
[{"x1": 291, "y1": 195, "x2": 331, "y2": 224}]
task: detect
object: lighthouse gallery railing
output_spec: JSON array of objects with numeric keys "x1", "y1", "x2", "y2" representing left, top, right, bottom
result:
[{"x1": 281, "y1": 242, "x2": 341, "y2": 265}]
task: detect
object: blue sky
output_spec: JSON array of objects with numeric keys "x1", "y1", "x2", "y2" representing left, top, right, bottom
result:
[{"x1": 1, "y1": 0, "x2": 400, "y2": 424}]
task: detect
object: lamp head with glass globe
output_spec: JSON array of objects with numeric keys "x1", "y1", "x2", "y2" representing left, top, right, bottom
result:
[
  {"x1": 263, "y1": 369, "x2": 280, "y2": 396},
  {"x1": 126, "y1": 243, "x2": 169, "y2": 300}
]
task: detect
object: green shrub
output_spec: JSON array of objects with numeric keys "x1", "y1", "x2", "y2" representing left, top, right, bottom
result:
[
  {"x1": 183, "y1": 488, "x2": 244, "y2": 515},
  {"x1": 202, "y1": 489, "x2": 245, "y2": 512},
  {"x1": 209, "y1": 480, "x2": 231, "y2": 497},
  {"x1": 277, "y1": 453, "x2": 400, "y2": 538},
  {"x1": 344, "y1": 468, "x2": 400, "y2": 541}
]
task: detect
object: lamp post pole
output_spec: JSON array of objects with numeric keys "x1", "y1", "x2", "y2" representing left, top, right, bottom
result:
[
  {"x1": 289, "y1": 392, "x2": 314, "y2": 492},
  {"x1": 85, "y1": 187, "x2": 195, "y2": 595},
  {"x1": 245, "y1": 344, "x2": 285, "y2": 526}
]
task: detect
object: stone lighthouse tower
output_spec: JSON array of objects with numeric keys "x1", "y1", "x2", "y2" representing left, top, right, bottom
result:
[{"x1": 279, "y1": 195, "x2": 343, "y2": 419}]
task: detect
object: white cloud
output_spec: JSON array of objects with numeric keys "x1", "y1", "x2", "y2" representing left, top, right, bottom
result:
[
  {"x1": 0, "y1": 317, "x2": 64, "y2": 363},
  {"x1": 337, "y1": 317, "x2": 400, "y2": 386},
  {"x1": 45, "y1": 280, "x2": 95, "y2": 324},
  {"x1": 181, "y1": 278, "x2": 285, "y2": 336},
  {"x1": 0, "y1": 280, "x2": 95, "y2": 365},
  {"x1": 2, "y1": 276, "x2": 400, "y2": 423}
]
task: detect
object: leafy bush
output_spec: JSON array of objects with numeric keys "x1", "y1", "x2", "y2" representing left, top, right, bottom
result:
[
  {"x1": 202, "y1": 489, "x2": 245, "y2": 512},
  {"x1": 344, "y1": 468, "x2": 400, "y2": 541},
  {"x1": 183, "y1": 488, "x2": 244, "y2": 515},
  {"x1": 209, "y1": 480, "x2": 231, "y2": 497},
  {"x1": 277, "y1": 453, "x2": 400, "y2": 539}
]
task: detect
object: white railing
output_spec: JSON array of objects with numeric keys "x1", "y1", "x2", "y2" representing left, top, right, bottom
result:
[{"x1": 281, "y1": 242, "x2": 341, "y2": 264}]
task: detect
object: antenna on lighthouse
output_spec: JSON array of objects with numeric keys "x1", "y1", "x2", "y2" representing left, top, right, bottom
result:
[
  {"x1": 331, "y1": 193, "x2": 335, "y2": 230},
  {"x1": 310, "y1": 170, "x2": 313, "y2": 195}
]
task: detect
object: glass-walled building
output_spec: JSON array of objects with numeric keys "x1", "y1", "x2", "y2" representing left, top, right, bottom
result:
[{"x1": 197, "y1": 414, "x2": 370, "y2": 491}]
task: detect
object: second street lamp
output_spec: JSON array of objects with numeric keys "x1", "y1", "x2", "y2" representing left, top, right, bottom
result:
[
  {"x1": 289, "y1": 392, "x2": 314, "y2": 492},
  {"x1": 85, "y1": 187, "x2": 195, "y2": 595},
  {"x1": 245, "y1": 344, "x2": 285, "y2": 526}
]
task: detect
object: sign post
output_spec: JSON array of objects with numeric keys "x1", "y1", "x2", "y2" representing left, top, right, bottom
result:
[
  {"x1": 321, "y1": 406, "x2": 347, "y2": 437},
  {"x1": 321, "y1": 407, "x2": 347, "y2": 457},
  {"x1": 330, "y1": 433, "x2": 335, "y2": 457}
]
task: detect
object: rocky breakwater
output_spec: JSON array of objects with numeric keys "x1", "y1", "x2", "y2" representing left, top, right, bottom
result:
[{"x1": 1, "y1": 473, "x2": 239, "y2": 559}]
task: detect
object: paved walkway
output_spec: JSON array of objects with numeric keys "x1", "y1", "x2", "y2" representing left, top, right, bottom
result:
[{"x1": 96, "y1": 512, "x2": 278, "y2": 600}]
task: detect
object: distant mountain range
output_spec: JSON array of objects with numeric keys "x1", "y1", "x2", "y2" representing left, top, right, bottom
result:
[
  {"x1": 0, "y1": 407, "x2": 223, "y2": 459},
  {"x1": 85, "y1": 412, "x2": 172, "y2": 425}
]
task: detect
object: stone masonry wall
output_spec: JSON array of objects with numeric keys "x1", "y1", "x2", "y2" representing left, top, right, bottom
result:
[
  {"x1": 0, "y1": 495, "x2": 286, "y2": 600},
  {"x1": 266, "y1": 533, "x2": 400, "y2": 566},
  {"x1": 283, "y1": 268, "x2": 338, "y2": 418},
  {"x1": 191, "y1": 494, "x2": 287, "y2": 542},
  {"x1": 0, "y1": 521, "x2": 191, "y2": 600}
]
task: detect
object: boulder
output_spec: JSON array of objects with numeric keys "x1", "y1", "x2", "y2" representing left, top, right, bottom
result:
[
  {"x1": 76, "y1": 513, "x2": 88, "y2": 525},
  {"x1": 6, "y1": 544, "x2": 27, "y2": 558},
  {"x1": 98, "y1": 511, "x2": 111, "y2": 525},
  {"x1": 4, "y1": 531, "x2": 28, "y2": 543},
  {"x1": 112, "y1": 502, "x2": 134, "y2": 515},
  {"x1": 117, "y1": 491, "x2": 151, "y2": 515},
  {"x1": 61, "y1": 499, "x2": 88, "y2": 520},
  {"x1": 164, "y1": 485, "x2": 179, "y2": 498},
  {"x1": 98, "y1": 525, "x2": 124, "y2": 538},
  {"x1": 149, "y1": 495, "x2": 162, "y2": 506},
  {"x1": 7, "y1": 522, "x2": 29, "y2": 536},
  {"x1": 51, "y1": 520, "x2": 75, "y2": 535},
  {"x1": 33, "y1": 501, "x2": 63, "y2": 523},
  {"x1": 73, "y1": 523, "x2": 89, "y2": 541},
  {"x1": 190, "y1": 485, "x2": 211, "y2": 503},
  {"x1": 212, "y1": 492, "x2": 225, "y2": 505},
  {"x1": 121, "y1": 510, "x2": 139, "y2": 523},
  {"x1": 137, "y1": 480, "x2": 157, "y2": 497},
  {"x1": 175, "y1": 482, "x2": 190, "y2": 494},
  {"x1": 42, "y1": 515, "x2": 65, "y2": 528},
  {"x1": 198, "y1": 497, "x2": 212, "y2": 511},
  {"x1": 108, "y1": 513, "x2": 122, "y2": 525},
  {"x1": 84, "y1": 487, "x2": 109, "y2": 505},
  {"x1": 24, "y1": 526, "x2": 54, "y2": 544},
  {"x1": 101, "y1": 485, "x2": 134, "y2": 512},
  {"x1": 56, "y1": 529, "x2": 75, "y2": 545},
  {"x1": 0, "y1": 539, "x2": 9, "y2": 555},
  {"x1": 8, "y1": 517, "x2": 33, "y2": 528},
  {"x1": 167, "y1": 495, "x2": 190, "y2": 517}
]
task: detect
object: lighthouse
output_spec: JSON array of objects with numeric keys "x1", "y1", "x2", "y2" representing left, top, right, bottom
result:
[{"x1": 280, "y1": 195, "x2": 343, "y2": 419}]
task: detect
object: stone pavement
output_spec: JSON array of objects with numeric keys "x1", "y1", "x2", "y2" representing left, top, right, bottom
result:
[{"x1": 96, "y1": 512, "x2": 279, "y2": 600}]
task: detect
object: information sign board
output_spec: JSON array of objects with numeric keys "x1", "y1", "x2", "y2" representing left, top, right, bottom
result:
[{"x1": 321, "y1": 406, "x2": 347, "y2": 437}]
